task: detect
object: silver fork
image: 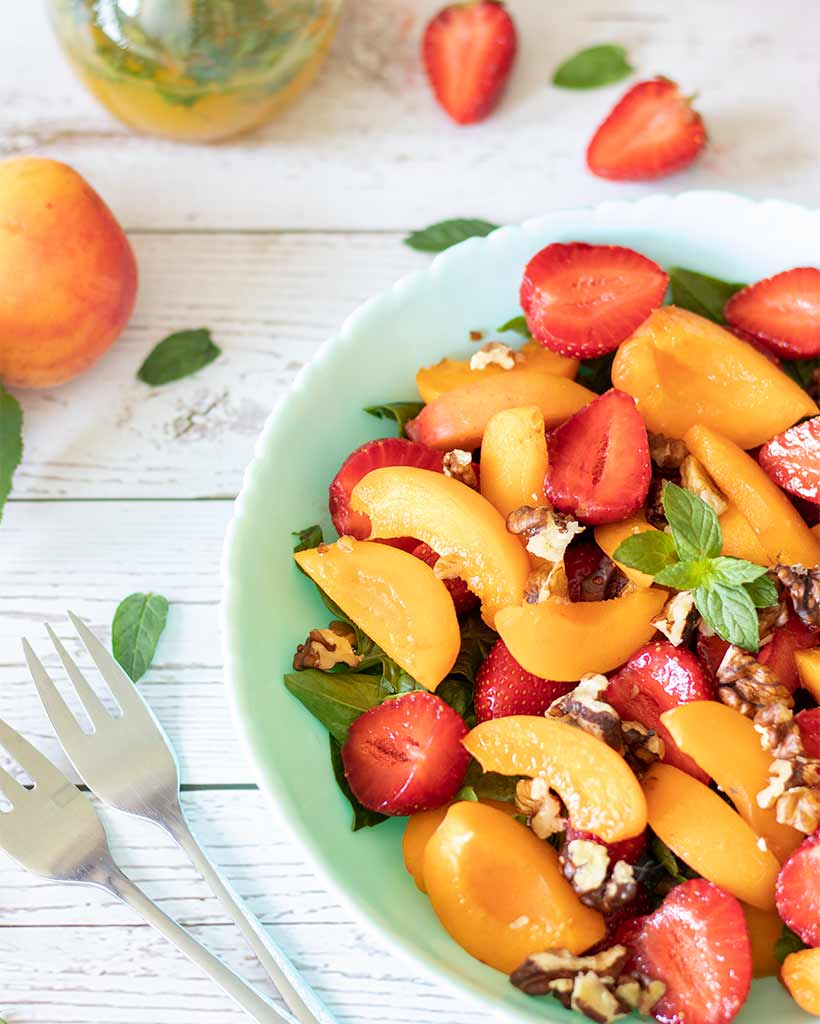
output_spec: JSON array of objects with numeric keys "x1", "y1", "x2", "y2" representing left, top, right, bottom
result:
[
  {"x1": 24, "y1": 612, "x2": 332, "y2": 1024},
  {"x1": 0, "y1": 714, "x2": 290, "y2": 1023}
]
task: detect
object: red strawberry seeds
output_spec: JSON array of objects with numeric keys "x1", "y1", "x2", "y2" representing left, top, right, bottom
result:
[
  {"x1": 725, "y1": 267, "x2": 820, "y2": 358},
  {"x1": 760, "y1": 416, "x2": 820, "y2": 505},
  {"x1": 474, "y1": 639, "x2": 574, "y2": 723},
  {"x1": 776, "y1": 833, "x2": 820, "y2": 948}
]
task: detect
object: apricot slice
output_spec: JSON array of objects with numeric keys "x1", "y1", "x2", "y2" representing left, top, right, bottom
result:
[
  {"x1": 795, "y1": 649, "x2": 820, "y2": 703},
  {"x1": 594, "y1": 512, "x2": 658, "y2": 588},
  {"x1": 480, "y1": 405, "x2": 548, "y2": 521},
  {"x1": 782, "y1": 948, "x2": 820, "y2": 1015},
  {"x1": 643, "y1": 763, "x2": 780, "y2": 909},
  {"x1": 294, "y1": 538, "x2": 460, "y2": 690},
  {"x1": 661, "y1": 702, "x2": 802, "y2": 862},
  {"x1": 685, "y1": 425, "x2": 820, "y2": 567},
  {"x1": 611, "y1": 306, "x2": 817, "y2": 448},
  {"x1": 743, "y1": 903, "x2": 783, "y2": 979},
  {"x1": 405, "y1": 371, "x2": 594, "y2": 451},
  {"x1": 423, "y1": 801, "x2": 605, "y2": 972},
  {"x1": 417, "y1": 340, "x2": 578, "y2": 402},
  {"x1": 720, "y1": 502, "x2": 771, "y2": 566},
  {"x1": 495, "y1": 588, "x2": 667, "y2": 681},
  {"x1": 464, "y1": 715, "x2": 647, "y2": 842},
  {"x1": 350, "y1": 467, "x2": 530, "y2": 626}
]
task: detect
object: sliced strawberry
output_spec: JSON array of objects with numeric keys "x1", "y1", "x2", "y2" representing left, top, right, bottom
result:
[
  {"x1": 564, "y1": 825, "x2": 647, "y2": 866},
  {"x1": 474, "y1": 639, "x2": 574, "y2": 723},
  {"x1": 422, "y1": 1, "x2": 517, "y2": 125},
  {"x1": 796, "y1": 708, "x2": 820, "y2": 759},
  {"x1": 411, "y1": 541, "x2": 479, "y2": 615},
  {"x1": 606, "y1": 641, "x2": 713, "y2": 783},
  {"x1": 341, "y1": 691, "x2": 470, "y2": 815},
  {"x1": 624, "y1": 879, "x2": 752, "y2": 1024},
  {"x1": 725, "y1": 267, "x2": 820, "y2": 358},
  {"x1": 520, "y1": 242, "x2": 668, "y2": 358},
  {"x1": 586, "y1": 77, "x2": 706, "y2": 181},
  {"x1": 760, "y1": 416, "x2": 820, "y2": 505},
  {"x1": 758, "y1": 610, "x2": 818, "y2": 694},
  {"x1": 544, "y1": 389, "x2": 651, "y2": 524},
  {"x1": 328, "y1": 438, "x2": 444, "y2": 540},
  {"x1": 696, "y1": 631, "x2": 730, "y2": 685},
  {"x1": 777, "y1": 834, "x2": 820, "y2": 947},
  {"x1": 564, "y1": 540, "x2": 628, "y2": 601}
]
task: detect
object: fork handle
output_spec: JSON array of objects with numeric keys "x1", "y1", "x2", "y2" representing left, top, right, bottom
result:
[
  {"x1": 106, "y1": 866, "x2": 293, "y2": 1024},
  {"x1": 167, "y1": 810, "x2": 334, "y2": 1024}
]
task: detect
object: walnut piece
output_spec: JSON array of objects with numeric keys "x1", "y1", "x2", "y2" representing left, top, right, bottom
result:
[
  {"x1": 774, "y1": 564, "x2": 820, "y2": 627},
  {"x1": 561, "y1": 839, "x2": 638, "y2": 913},
  {"x1": 648, "y1": 433, "x2": 688, "y2": 470},
  {"x1": 515, "y1": 777, "x2": 564, "y2": 839},
  {"x1": 622, "y1": 720, "x2": 665, "y2": 773},
  {"x1": 758, "y1": 597, "x2": 789, "y2": 645},
  {"x1": 651, "y1": 590, "x2": 698, "y2": 646},
  {"x1": 507, "y1": 505, "x2": 586, "y2": 562},
  {"x1": 469, "y1": 340, "x2": 520, "y2": 371},
  {"x1": 549, "y1": 674, "x2": 624, "y2": 753},
  {"x1": 511, "y1": 945, "x2": 629, "y2": 995},
  {"x1": 716, "y1": 646, "x2": 794, "y2": 716},
  {"x1": 442, "y1": 449, "x2": 478, "y2": 489},
  {"x1": 680, "y1": 454, "x2": 728, "y2": 515},
  {"x1": 524, "y1": 561, "x2": 568, "y2": 604},
  {"x1": 775, "y1": 786, "x2": 820, "y2": 833},
  {"x1": 292, "y1": 622, "x2": 360, "y2": 671},
  {"x1": 644, "y1": 476, "x2": 669, "y2": 528},
  {"x1": 615, "y1": 975, "x2": 667, "y2": 1016}
]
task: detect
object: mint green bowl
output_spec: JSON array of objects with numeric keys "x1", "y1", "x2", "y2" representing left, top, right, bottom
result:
[{"x1": 222, "y1": 192, "x2": 820, "y2": 1023}]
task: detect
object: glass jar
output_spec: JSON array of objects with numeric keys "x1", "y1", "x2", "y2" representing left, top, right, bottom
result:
[{"x1": 47, "y1": 0, "x2": 342, "y2": 142}]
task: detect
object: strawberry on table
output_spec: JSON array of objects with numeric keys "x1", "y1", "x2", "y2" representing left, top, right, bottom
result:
[
  {"x1": 520, "y1": 242, "x2": 668, "y2": 358},
  {"x1": 411, "y1": 541, "x2": 479, "y2": 614},
  {"x1": 474, "y1": 639, "x2": 574, "y2": 722},
  {"x1": 760, "y1": 416, "x2": 820, "y2": 505},
  {"x1": 422, "y1": 0, "x2": 517, "y2": 125},
  {"x1": 725, "y1": 267, "x2": 820, "y2": 358},
  {"x1": 586, "y1": 77, "x2": 706, "y2": 181},
  {"x1": 776, "y1": 833, "x2": 820, "y2": 947}
]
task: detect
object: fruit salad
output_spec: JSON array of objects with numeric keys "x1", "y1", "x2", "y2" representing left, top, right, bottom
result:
[{"x1": 287, "y1": 241, "x2": 820, "y2": 1024}]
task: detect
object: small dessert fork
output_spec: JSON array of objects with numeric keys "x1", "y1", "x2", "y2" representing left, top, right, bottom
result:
[{"x1": 24, "y1": 612, "x2": 332, "y2": 1024}]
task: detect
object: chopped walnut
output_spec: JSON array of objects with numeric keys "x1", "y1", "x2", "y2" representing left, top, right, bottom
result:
[
  {"x1": 524, "y1": 561, "x2": 568, "y2": 604},
  {"x1": 561, "y1": 839, "x2": 637, "y2": 913},
  {"x1": 716, "y1": 646, "x2": 794, "y2": 716},
  {"x1": 651, "y1": 590, "x2": 698, "y2": 646},
  {"x1": 507, "y1": 505, "x2": 586, "y2": 562},
  {"x1": 774, "y1": 565, "x2": 820, "y2": 627},
  {"x1": 775, "y1": 786, "x2": 820, "y2": 833},
  {"x1": 442, "y1": 449, "x2": 478, "y2": 489},
  {"x1": 645, "y1": 476, "x2": 670, "y2": 528},
  {"x1": 469, "y1": 340, "x2": 520, "y2": 370},
  {"x1": 431, "y1": 553, "x2": 462, "y2": 581},
  {"x1": 622, "y1": 720, "x2": 665, "y2": 774},
  {"x1": 292, "y1": 622, "x2": 361, "y2": 671},
  {"x1": 515, "y1": 777, "x2": 564, "y2": 839},
  {"x1": 648, "y1": 433, "x2": 688, "y2": 470},
  {"x1": 572, "y1": 972, "x2": 626, "y2": 1023},
  {"x1": 758, "y1": 597, "x2": 789, "y2": 644},
  {"x1": 754, "y1": 703, "x2": 803, "y2": 759},
  {"x1": 615, "y1": 975, "x2": 667, "y2": 1016},
  {"x1": 511, "y1": 945, "x2": 629, "y2": 995},
  {"x1": 680, "y1": 455, "x2": 728, "y2": 515},
  {"x1": 549, "y1": 674, "x2": 624, "y2": 753}
]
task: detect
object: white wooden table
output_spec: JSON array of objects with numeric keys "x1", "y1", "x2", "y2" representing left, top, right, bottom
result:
[{"x1": 2, "y1": 1, "x2": 820, "y2": 1020}]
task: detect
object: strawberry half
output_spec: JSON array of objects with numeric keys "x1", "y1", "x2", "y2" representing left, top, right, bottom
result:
[
  {"x1": 411, "y1": 541, "x2": 479, "y2": 615},
  {"x1": 544, "y1": 388, "x2": 651, "y2": 524},
  {"x1": 586, "y1": 77, "x2": 706, "y2": 181},
  {"x1": 696, "y1": 631, "x2": 730, "y2": 685},
  {"x1": 606, "y1": 641, "x2": 713, "y2": 783},
  {"x1": 777, "y1": 834, "x2": 820, "y2": 947},
  {"x1": 328, "y1": 438, "x2": 444, "y2": 540},
  {"x1": 422, "y1": 1, "x2": 517, "y2": 125},
  {"x1": 624, "y1": 879, "x2": 752, "y2": 1024},
  {"x1": 796, "y1": 708, "x2": 820, "y2": 759},
  {"x1": 760, "y1": 416, "x2": 820, "y2": 505},
  {"x1": 341, "y1": 691, "x2": 470, "y2": 815},
  {"x1": 758, "y1": 610, "x2": 818, "y2": 694},
  {"x1": 474, "y1": 639, "x2": 574, "y2": 722},
  {"x1": 520, "y1": 242, "x2": 669, "y2": 358},
  {"x1": 725, "y1": 267, "x2": 820, "y2": 358}
]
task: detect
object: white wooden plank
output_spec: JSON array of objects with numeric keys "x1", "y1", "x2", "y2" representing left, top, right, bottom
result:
[{"x1": 3, "y1": 2, "x2": 820, "y2": 230}]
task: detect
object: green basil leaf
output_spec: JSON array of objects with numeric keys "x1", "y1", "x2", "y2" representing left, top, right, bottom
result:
[
  {"x1": 364, "y1": 401, "x2": 424, "y2": 437},
  {"x1": 663, "y1": 482, "x2": 722, "y2": 560},
  {"x1": 292, "y1": 524, "x2": 323, "y2": 552},
  {"x1": 653, "y1": 560, "x2": 704, "y2": 590},
  {"x1": 404, "y1": 219, "x2": 500, "y2": 253},
  {"x1": 553, "y1": 44, "x2": 633, "y2": 89},
  {"x1": 745, "y1": 574, "x2": 780, "y2": 608},
  {"x1": 613, "y1": 531, "x2": 678, "y2": 575},
  {"x1": 284, "y1": 670, "x2": 386, "y2": 745},
  {"x1": 137, "y1": 328, "x2": 221, "y2": 386},
  {"x1": 497, "y1": 315, "x2": 531, "y2": 337},
  {"x1": 455, "y1": 785, "x2": 479, "y2": 802},
  {"x1": 782, "y1": 356, "x2": 820, "y2": 392},
  {"x1": 329, "y1": 735, "x2": 387, "y2": 831},
  {"x1": 775, "y1": 924, "x2": 808, "y2": 964},
  {"x1": 112, "y1": 592, "x2": 169, "y2": 682},
  {"x1": 668, "y1": 267, "x2": 745, "y2": 324},
  {"x1": 576, "y1": 353, "x2": 615, "y2": 394},
  {"x1": 694, "y1": 581, "x2": 760, "y2": 653},
  {"x1": 709, "y1": 557, "x2": 768, "y2": 586},
  {"x1": 0, "y1": 380, "x2": 23, "y2": 523}
]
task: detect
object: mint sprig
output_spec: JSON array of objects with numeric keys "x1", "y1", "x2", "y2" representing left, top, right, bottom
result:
[{"x1": 614, "y1": 482, "x2": 775, "y2": 652}]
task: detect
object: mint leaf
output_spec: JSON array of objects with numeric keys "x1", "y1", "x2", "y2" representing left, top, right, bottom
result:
[
  {"x1": 709, "y1": 557, "x2": 768, "y2": 586},
  {"x1": 497, "y1": 315, "x2": 531, "y2": 337},
  {"x1": 329, "y1": 735, "x2": 387, "y2": 830},
  {"x1": 654, "y1": 560, "x2": 705, "y2": 590},
  {"x1": 782, "y1": 356, "x2": 820, "y2": 392},
  {"x1": 663, "y1": 483, "x2": 722, "y2": 560},
  {"x1": 745, "y1": 574, "x2": 780, "y2": 608},
  {"x1": 0, "y1": 380, "x2": 23, "y2": 523},
  {"x1": 292, "y1": 524, "x2": 323, "y2": 552},
  {"x1": 404, "y1": 219, "x2": 499, "y2": 253},
  {"x1": 285, "y1": 670, "x2": 386, "y2": 744},
  {"x1": 364, "y1": 401, "x2": 423, "y2": 437},
  {"x1": 577, "y1": 353, "x2": 615, "y2": 394},
  {"x1": 667, "y1": 268, "x2": 745, "y2": 324},
  {"x1": 553, "y1": 44, "x2": 633, "y2": 89},
  {"x1": 775, "y1": 924, "x2": 808, "y2": 964},
  {"x1": 137, "y1": 328, "x2": 221, "y2": 386},
  {"x1": 613, "y1": 531, "x2": 678, "y2": 575},
  {"x1": 112, "y1": 593, "x2": 169, "y2": 682},
  {"x1": 694, "y1": 581, "x2": 760, "y2": 652}
]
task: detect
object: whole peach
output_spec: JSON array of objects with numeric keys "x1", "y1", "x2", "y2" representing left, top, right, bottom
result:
[{"x1": 0, "y1": 157, "x2": 137, "y2": 388}]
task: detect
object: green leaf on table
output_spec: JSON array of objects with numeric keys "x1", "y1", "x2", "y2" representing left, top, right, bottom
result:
[
  {"x1": 614, "y1": 530, "x2": 678, "y2": 575},
  {"x1": 497, "y1": 315, "x2": 531, "y2": 337},
  {"x1": 329, "y1": 735, "x2": 387, "y2": 831},
  {"x1": 663, "y1": 482, "x2": 722, "y2": 560},
  {"x1": 745, "y1": 574, "x2": 780, "y2": 608},
  {"x1": 285, "y1": 670, "x2": 387, "y2": 745},
  {"x1": 404, "y1": 219, "x2": 500, "y2": 253},
  {"x1": 364, "y1": 401, "x2": 424, "y2": 437},
  {"x1": 0, "y1": 380, "x2": 23, "y2": 523},
  {"x1": 112, "y1": 592, "x2": 169, "y2": 682},
  {"x1": 775, "y1": 924, "x2": 808, "y2": 964},
  {"x1": 553, "y1": 44, "x2": 633, "y2": 90},
  {"x1": 694, "y1": 581, "x2": 761, "y2": 653},
  {"x1": 667, "y1": 267, "x2": 745, "y2": 324},
  {"x1": 782, "y1": 356, "x2": 820, "y2": 392},
  {"x1": 137, "y1": 328, "x2": 221, "y2": 386},
  {"x1": 292, "y1": 524, "x2": 323, "y2": 552},
  {"x1": 576, "y1": 353, "x2": 615, "y2": 394}
]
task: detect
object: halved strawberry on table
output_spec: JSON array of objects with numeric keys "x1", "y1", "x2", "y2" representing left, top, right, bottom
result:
[
  {"x1": 760, "y1": 416, "x2": 820, "y2": 505},
  {"x1": 725, "y1": 267, "x2": 820, "y2": 358},
  {"x1": 474, "y1": 639, "x2": 574, "y2": 722}
]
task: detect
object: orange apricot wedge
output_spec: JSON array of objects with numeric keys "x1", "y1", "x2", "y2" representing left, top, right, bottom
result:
[
  {"x1": 350, "y1": 467, "x2": 530, "y2": 626},
  {"x1": 743, "y1": 903, "x2": 783, "y2": 979},
  {"x1": 464, "y1": 715, "x2": 647, "y2": 842},
  {"x1": 661, "y1": 702, "x2": 802, "y2": 862},
  {"x1": 685, "y1": 425, "x2": 820, "y2": 567},
  {"x1": 480, "y1": 405, "x2": 548, "y2": 522},
  {"x1": 643, "y1": 763, "x2": 780, "y2": 909},
  {"x1": 594, "y1": 512, "x2": 658, "y2": 588},
  {"x1": 795, "y1": 649, "x2": 820, "y2": 703},
  {"x1": 405, "y1": 370, "x2": 594, "y2": 450},
  {"x1": 720, "y1": 502, "x2": 771, "y2": 566},
  {"x1": 495, "y1": 588, "x2": 667, "y2": 681},
  {"x1": 612, "y1": 306, "x2": 817, "y2": 448},
  {"x1": 423, "y1": 801, "x2": 605, "y2": 972},
  {"x1": 294, "y1": 538, "x2": 460, "y2": 690},
  {"x1": 782, "y1": 948, "x2": 820, "y2": 1014},
  {"x1": 416, "y1": 340, "x2": 578, "y2": 402}
]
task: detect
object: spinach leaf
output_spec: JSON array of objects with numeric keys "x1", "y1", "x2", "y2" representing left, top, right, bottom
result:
[
  {"x1": 553, "y1": 44, "x2": 633, "y2": 90},
  {"x1": 292, "y1": 524, "x2": 323, "y2": 552},
  {"x1": 364, "y1": 402, "x2": 424, "y2": 437},
  {"x1": 0, "y1": 380, "x2": 22, "y2": 523},
  {"x1": 668, "y1": 267, "x2": 745, "y2": 324},
  {"x1": 576, "y1": 353, "x2": 615, "y2": 394},
  {"x1": 284, "y1": 670, "x2": 386, "y2": 744},
  {"x1": 112, "y1": 592, "x2": 169, "y2": 682},
  {"x1": 497, "y1": 315, "x2": 531, "y2": 337},
  {"x1": 404, "y1": 219, "x2": 500, "y2": 253},
  {"x1": 138, "y1": 328, "x2": 221, "y2": 386},
  {"x1": 329, "y1": 735, "x2": 387, "y2": 831}
]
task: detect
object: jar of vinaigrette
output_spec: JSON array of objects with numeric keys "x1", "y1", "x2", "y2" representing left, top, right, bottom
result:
[{"x1": 47, "y1": 0, "x2": 342, "y2": 142}]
